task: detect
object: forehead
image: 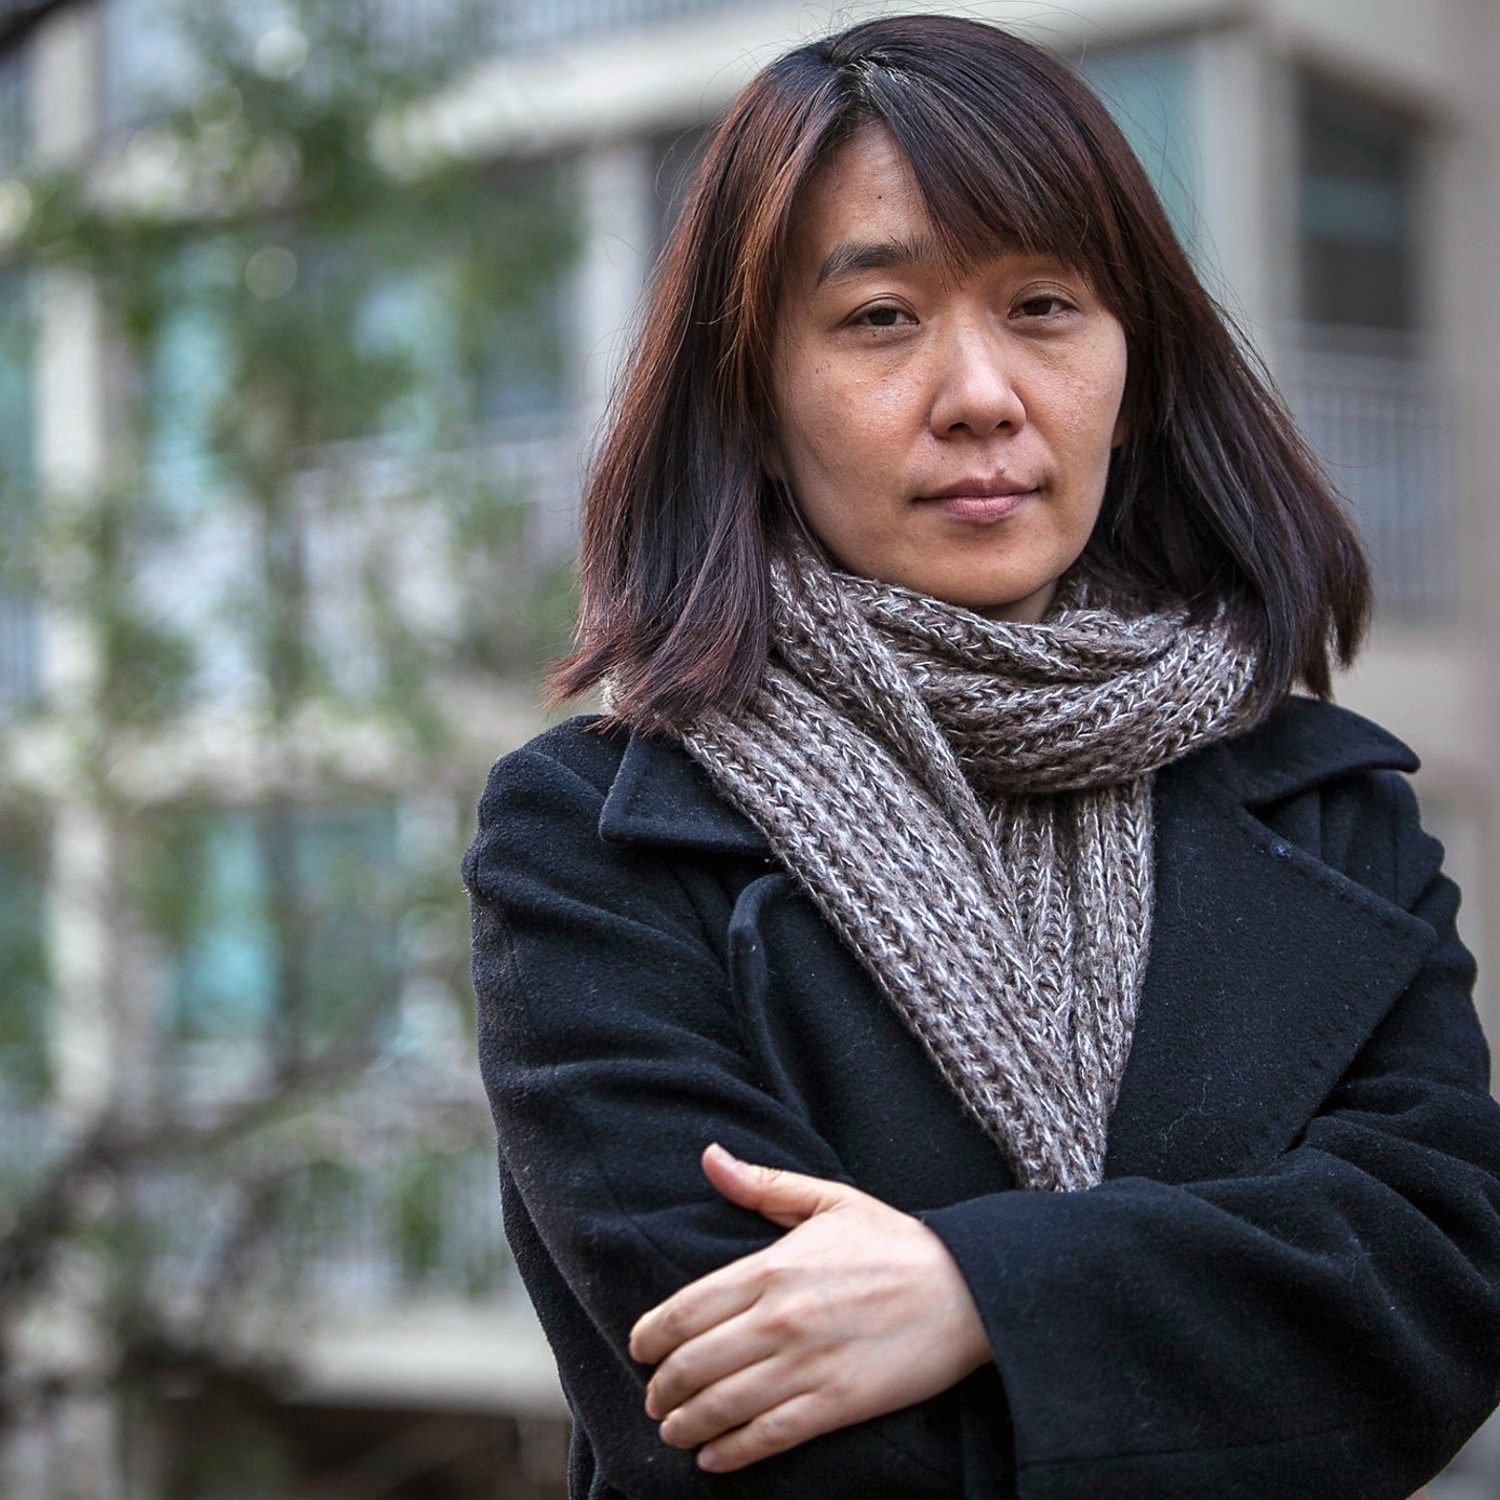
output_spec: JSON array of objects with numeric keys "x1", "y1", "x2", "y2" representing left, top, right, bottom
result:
[
  {"x1": 783, "y1": 122, "x2": 1088, "y2": 296},
  {"x1": 786, "y1": 125, "x2": 931, "y2": 281}
]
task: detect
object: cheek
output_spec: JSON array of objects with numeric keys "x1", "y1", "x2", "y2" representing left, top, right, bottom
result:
[
  {"x1": 783, "y1": 366, "x2": 905, "y2": 488},
  {"x1": 1060, "y1": 366, "x2": 1128, "y2": 468}
]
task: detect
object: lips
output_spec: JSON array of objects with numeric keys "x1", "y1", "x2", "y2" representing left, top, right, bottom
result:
[
  {"x1": 923, "y1": 475, "x2": 1034, "y2": 500},
  {"x1": 918, "y1": 476, "x2": 1038, "y2": 522}
]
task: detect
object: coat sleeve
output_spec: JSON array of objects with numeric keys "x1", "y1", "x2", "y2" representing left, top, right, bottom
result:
[
  {"x1": 463, "y1": 736, "x2": 1001, "y2": 1499},
  {"x1": 920, "y1": 768, "x2": 1500, "y2": 1500}
]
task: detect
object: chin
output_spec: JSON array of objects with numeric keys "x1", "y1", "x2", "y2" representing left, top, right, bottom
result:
[{"x1": 922, "y1": 577, "x2": 1056, "y2": 621}]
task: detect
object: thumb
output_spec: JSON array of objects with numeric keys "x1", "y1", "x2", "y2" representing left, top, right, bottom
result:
[{"x1": 701, "y1": 1143, "x2": 852, "y2": 1228}]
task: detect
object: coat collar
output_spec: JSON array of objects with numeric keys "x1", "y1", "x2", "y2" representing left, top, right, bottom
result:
[
  {"x1": 597, "y1": 696, "x2": 1417, "y2": 857},
  {"x1": 597, "y1": 699, "x2": 1434, "y2": 1186},
  {"x1": 1198, "y1": 693, "x2": 1418, "y2": 805},
  {"x1": 599, "y1": 728, "x2": 770, "y2": 855}
]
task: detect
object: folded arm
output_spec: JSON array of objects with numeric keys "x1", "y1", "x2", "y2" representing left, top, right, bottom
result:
[{"x1": 467, "y1": 736, "x2": 1500, "y2": 1499}]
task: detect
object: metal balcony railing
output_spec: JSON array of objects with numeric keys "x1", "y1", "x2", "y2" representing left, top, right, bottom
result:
[
  {"x1": 102, "y1": 0, "x2": 758, "y2": 135},
  {"x1": 271, "y1": 1142, "x2": 513, "y2": 1305},
  {"x1": 1, "y1": 1074, "x2": 511, "y2": 1314},
  {"x1": 496, "y1": 0, "x2": 753, "y2": 52},
  {"x1": 135, "y1": 1095, "x2": 514, "y2": 1310},
  {"x1": 0, "y1": 587, "x2": 38, "y2": 709},
  {"x1": 1284, "y1": 345, "x2": 1458, "y2": 621}
]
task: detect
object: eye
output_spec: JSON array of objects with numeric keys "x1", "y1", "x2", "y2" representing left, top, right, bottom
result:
[
  {"x1": 1013, "y1": 292, "x2": 1074, "y2": 319},
  {"x1": 851, "y1": 303, "x2": 915, "y2": 328}
]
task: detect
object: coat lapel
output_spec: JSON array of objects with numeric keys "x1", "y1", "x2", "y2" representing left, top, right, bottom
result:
[
  {"x1": 599, "y1": 705, "x2": 1439, "y2": 1190},
  {"x1": 599, "y1": 728, "x2": 769, "y2": 855},
  {"x1": 1104, "y1": 738, "x2": 1435, "y2": 1184}
]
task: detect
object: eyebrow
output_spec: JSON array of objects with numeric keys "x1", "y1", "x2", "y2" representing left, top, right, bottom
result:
[{"x1": 813, "y1": 234, "x2": 937, "y2": 288}]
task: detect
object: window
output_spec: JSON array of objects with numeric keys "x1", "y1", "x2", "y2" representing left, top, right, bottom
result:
[
  {"x1": 144, "y1": 803, "x2": 401, "y2": 1083},
  {"x1": 131, "y1": 168, "x2": 575, "y2": 701},
  {"x1": 1287, "y1": 75, "x2": 1450, "y2": 618},
  {"x1": 1078, "y1": 39, "x2": 1203, "y2": 260},
  {"x1": 470, "y1": 269, "x2": 571, "y2": 430},
  {"x1": 0, "y1": 266, "x2": 37, "y2": 710},
  {"x1": 1298, "y1": 79, "x2": 1418, "y2": 339},
  {"x1": 141, "y1": 166, "x2": 573, "y2": 473},
  {"x1": 0, "y1": 32, "x2": 35, "y2": 710},
  {"x1": 0, "y1": 41, "x2": 28, "y2": 174},
  {"x1": 142, "y1": 239, "x2": 235, "y2": 516},
  {"x1": 0, "y1": 268, "x2": 36, "y2": 494},
  {"x1": 100, "y1": 0, "x2": 206, "y2": 136},
  {"x1": 462, "y1": 163, "x2": 575, "y2": 433},
  {"x1": 649, "y1": 125, "x2": 706, "y2": 266}
]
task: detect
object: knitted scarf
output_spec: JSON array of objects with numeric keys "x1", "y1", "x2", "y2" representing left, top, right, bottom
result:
[{"x1": 679, "y1": 548, "x2": 1262, "y2": 1192}]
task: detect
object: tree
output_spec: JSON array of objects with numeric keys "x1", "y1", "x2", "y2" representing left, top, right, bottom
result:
[
  {"x1": 0, "y1": 1, "x2": 81, "y2": 60},
  {"x1": 0, "y1": 1, "x2": 576, "y2": 1491}
]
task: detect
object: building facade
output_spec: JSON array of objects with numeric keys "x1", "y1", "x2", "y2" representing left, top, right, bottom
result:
[{"x1": 1, "y1": 0, "x2": 1498, "y2": 1494}]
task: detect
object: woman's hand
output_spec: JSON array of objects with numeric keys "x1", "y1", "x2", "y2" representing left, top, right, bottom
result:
[{"x1": 628, "y1": 1144, "x2": 991, "y2": 1473}]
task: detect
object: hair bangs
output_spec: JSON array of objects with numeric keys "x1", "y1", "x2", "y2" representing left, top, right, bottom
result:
[
  {"x1": 882, "y1": 95, "x2": 1101, "y2": 280},
  {"x1": 552, "y1": 13, "x2": 1371, "y2": 729},
  {"x1": 824, "y1": 23, "x2": 1132, "y2": 299}
]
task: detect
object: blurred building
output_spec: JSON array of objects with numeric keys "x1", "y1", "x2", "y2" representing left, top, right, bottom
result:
[
  {"x1": 1, "y1": 0, "x2": 1498, "y2": 1495},
  {"x1": 426, "y1": 0, "x2": 1500, "y2": 1039}
]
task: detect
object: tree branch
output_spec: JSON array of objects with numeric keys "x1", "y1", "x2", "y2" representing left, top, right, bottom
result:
[{"x1": 0, "y1": 0, "x2": 82, "y2": 60}]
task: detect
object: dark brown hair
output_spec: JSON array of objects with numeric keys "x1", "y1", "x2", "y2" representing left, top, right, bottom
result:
[{"x1": 549, "y1": 14, "x2": 1370, "y2": 731}]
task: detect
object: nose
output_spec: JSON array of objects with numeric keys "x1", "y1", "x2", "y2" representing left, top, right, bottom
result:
[{"x1": 928, "y1": 323, "x2": 1026, "y2": 437}]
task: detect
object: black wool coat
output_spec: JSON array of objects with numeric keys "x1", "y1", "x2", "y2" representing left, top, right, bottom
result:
[{"x1": 463, "y1": 697, "x2": 1500, "y2": 1500}]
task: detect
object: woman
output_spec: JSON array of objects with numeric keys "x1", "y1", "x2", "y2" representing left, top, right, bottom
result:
[{"x1": 464, "y1": 15, "x2": 1500, "y2": 1498}]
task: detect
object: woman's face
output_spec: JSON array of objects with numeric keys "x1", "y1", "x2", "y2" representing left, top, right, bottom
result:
[{"x1": 770, "y1": 125, "x2": 1129, "y2": 620}]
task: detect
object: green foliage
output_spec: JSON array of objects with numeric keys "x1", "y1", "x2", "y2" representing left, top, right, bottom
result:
[
  {"x1": 129, "y1": 800, "x2": 402, "y2": 1063},
  {"x1": 11, "y1": 0, "x2": 578, "y2": 733},
  {"x1": 0, "y1": 813, "x2": 50, "y2": 1101},
  {"x1": 391, "y1": 1148, "x2": 511, "y2": 1295},
  {"x1": 445, "y1": 471, "x2": 581, "y2": 679},
  {"x1": 0, "y1": 0, "x2": 574, "y2": 1469}
]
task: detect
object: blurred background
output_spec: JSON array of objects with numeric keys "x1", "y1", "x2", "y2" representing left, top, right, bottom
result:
[{"x1": 0, "y1": 0, "x2": 1496, "y2": 1495}]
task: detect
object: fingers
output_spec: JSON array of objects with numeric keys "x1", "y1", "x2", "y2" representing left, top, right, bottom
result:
[
  {"x1": 700, "y1": 1143, "x2": 853, "y2": 1228},
  {"x1": 643, "y1": 1305, "x2": 777, "y2": 1421},
  {"x1": 654, "y1": 1342, "x2": 806, "y2": 1448},
  {"x1": 630, "y1": 1254, "x2": 763, "y2": 1367},
  {"x1": 696, "y1": 1390, "x2": 839, "y2": 1474},
  {"x1": 632, "y1": 1148, "x2": 858, "y2": 1365},
  {"x1": 631, "y1": 1148, "x2": 922, "y2": 1474}
]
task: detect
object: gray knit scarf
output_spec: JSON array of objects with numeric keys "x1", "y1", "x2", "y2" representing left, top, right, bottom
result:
[{"x1": 679, "y1": 547, "x2": 1262, "y2": 1192}]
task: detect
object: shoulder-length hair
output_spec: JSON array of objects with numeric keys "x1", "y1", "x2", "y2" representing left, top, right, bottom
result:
[{"x1": 549, "y1": 13, "x2": 1370, "y2": 733}]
